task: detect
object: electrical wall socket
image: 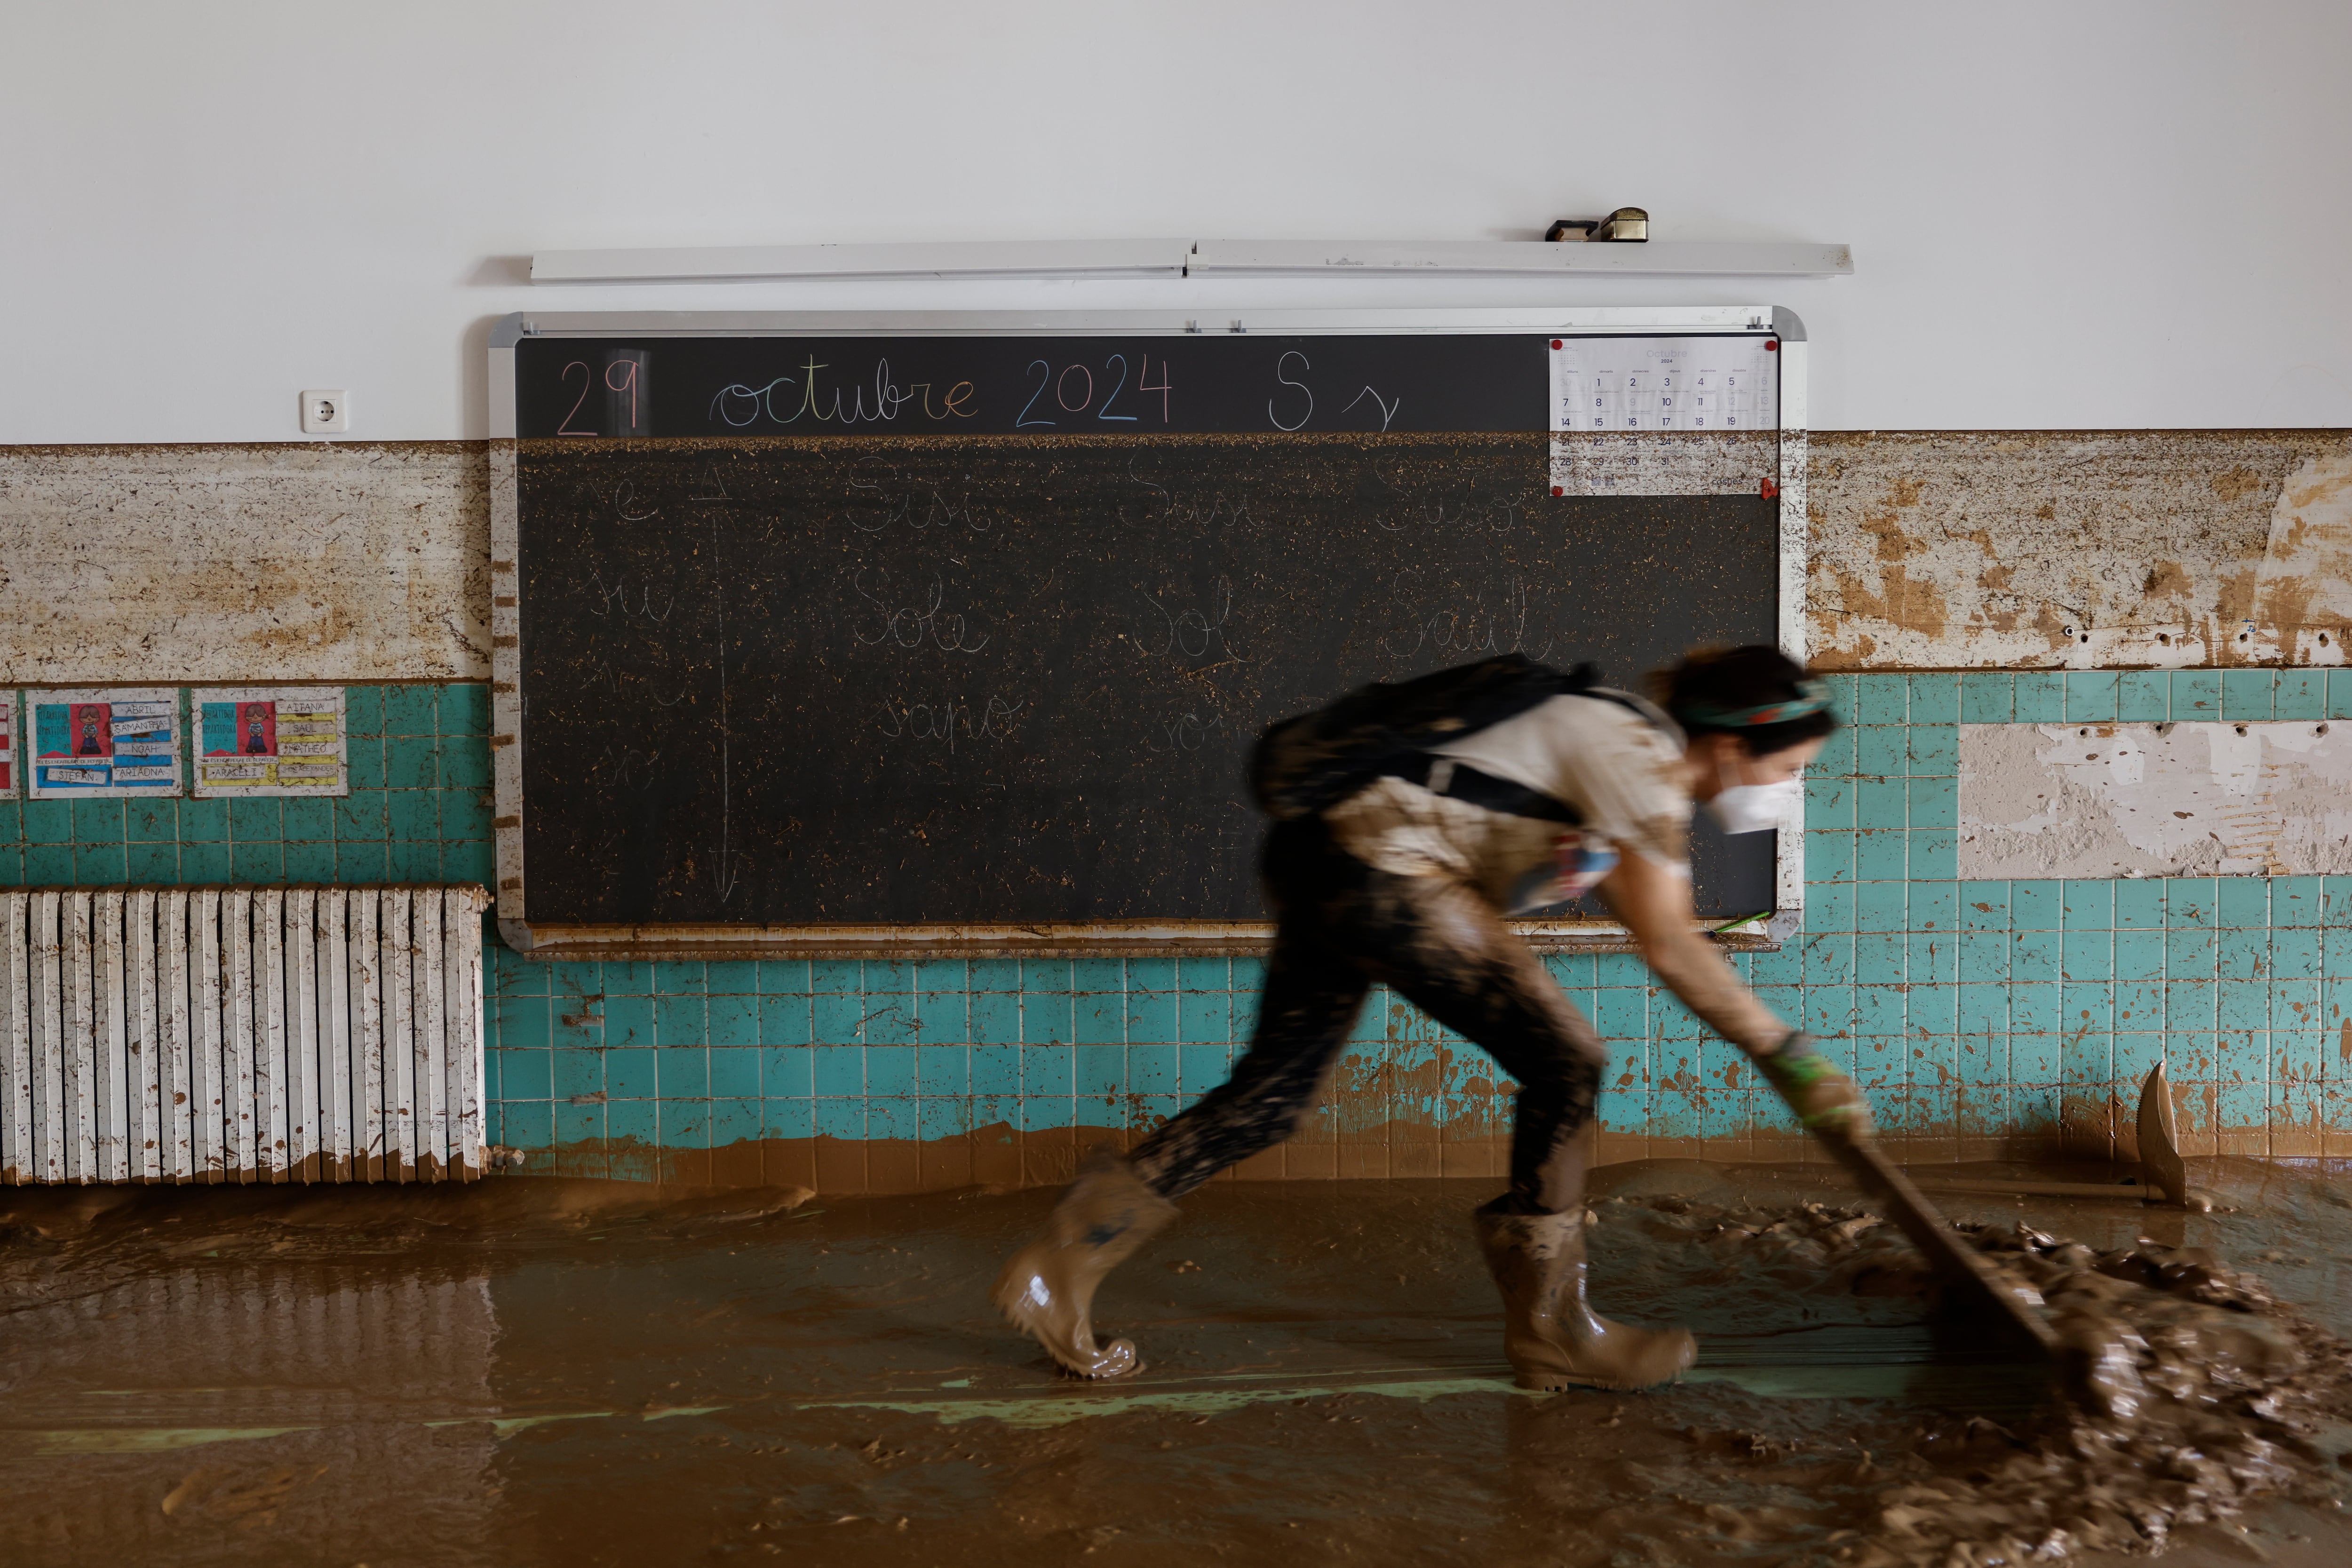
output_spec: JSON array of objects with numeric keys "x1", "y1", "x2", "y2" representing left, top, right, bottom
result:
[{"x1": 300, "y1": 390, "x2": 350, "y2": 434}]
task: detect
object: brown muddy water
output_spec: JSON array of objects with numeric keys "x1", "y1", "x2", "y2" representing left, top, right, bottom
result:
[{"x1": 1, "y1": 1160, "x2": 2348, "y2": 1568}]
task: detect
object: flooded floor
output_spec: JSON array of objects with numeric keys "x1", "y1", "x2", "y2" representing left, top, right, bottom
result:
[{"x1": 1, "y1": 1159, "x2": 2349, "y2": 1567}]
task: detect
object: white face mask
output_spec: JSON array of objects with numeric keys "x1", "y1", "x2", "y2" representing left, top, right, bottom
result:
[{"x1": 1706, "y1": 758, "x2": 1802, "y2": 835}]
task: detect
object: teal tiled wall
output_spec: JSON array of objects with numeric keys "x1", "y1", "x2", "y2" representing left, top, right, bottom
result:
[
  {"x1": 8, "y1": 675, "x2": 2348, "y2": 1172},
  {"x1": 1796, "y1": 671, "x2": 2352, "y2": 1160},
  {"x1": 0, "y1": 684, "x2": 493, "y2": 887}
]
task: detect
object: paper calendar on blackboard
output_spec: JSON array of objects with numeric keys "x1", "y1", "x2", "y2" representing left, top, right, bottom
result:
[
  {"x1": 1547, "y1": 335, "x2": 1779, "y2": 497},
  {"x1": 1549, "y1": 336, "x2": 1777, "y2": 433}
]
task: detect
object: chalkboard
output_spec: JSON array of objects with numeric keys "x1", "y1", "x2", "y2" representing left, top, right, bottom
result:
[{"x1": 492, "y1": 321, "x2": 1790, "y2": 949}]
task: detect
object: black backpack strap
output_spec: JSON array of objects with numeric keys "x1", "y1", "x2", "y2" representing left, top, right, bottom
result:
[{"x1": 1383, "y1": 754, "x2": 1582, "y2": 826}]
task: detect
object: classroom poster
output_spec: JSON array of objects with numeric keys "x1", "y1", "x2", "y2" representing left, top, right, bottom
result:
[
  {"x1": 26, "y1": 687, "x2": 184, "y2": 797},
  {"x1": 193, "y1": 686, "x2": 349, "y2": 797},
  {"x1": 0, "y1": 690, "x2": 13, "y2": 795}
]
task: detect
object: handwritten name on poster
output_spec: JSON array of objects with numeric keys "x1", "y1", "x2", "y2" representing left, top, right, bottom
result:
[
  {"x1": 194, "y1": 687, "x2": 349, "y2": 797},
  {"x1": 27, "y1": 688, "x2": 184, "y2": 797}
]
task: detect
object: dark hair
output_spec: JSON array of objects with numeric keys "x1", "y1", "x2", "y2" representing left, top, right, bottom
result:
[{"x1": 1648, "y1": 645, "x2": 1839, "y2": 756}]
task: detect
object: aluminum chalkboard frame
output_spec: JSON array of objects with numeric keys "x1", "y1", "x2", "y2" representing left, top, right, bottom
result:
[{"x1": 485, "y1": 306, "x2": 1808, "y2": 959}]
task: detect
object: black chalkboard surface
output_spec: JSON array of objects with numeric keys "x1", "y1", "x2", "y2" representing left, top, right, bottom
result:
[{"x1": 506, "y1": 331, "x2": 1779, "y2": 937}]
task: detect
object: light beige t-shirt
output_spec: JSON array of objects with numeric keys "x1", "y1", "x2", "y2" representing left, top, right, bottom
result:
[{"x1": 1323, "y1": 690, "x2": 1692, "y2": 913}]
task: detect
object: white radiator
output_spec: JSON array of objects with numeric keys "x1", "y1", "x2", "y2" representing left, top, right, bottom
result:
[{"x1": 0, "y1": 885, "x2": 490, "y2": 1185}]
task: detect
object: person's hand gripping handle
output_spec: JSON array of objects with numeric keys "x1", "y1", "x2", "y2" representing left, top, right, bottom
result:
[
  {"x1": 1754, "y1": 1030, "x2": 1873, "y2": 1145},
  {"x1": 1756, "y1": 1029, "x2": 2063, "y2": 1362}
]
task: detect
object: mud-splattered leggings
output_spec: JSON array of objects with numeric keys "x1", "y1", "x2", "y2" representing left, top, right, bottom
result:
[{"x1": 1128, "y1": 817, "x2": 1606, "y2": 1216}]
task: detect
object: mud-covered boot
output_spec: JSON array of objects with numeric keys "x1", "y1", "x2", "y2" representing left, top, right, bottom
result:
[
  {"x1": 992, "y1": 1150, "x2": 1178, "y2": 1379},
  {"x1": 1473, "y1": 1202, "x2": 1697, "y2": 1392}
]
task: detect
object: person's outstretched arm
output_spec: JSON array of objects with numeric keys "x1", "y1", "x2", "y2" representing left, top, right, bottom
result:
[{"x1": 1598, "y1": 852, "x2": 1871, "y2": 1138}]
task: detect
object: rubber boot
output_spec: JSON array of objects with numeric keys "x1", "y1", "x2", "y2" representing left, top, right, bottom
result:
[
  {"x1": 992, "y1": 1149, "x2": 1178, "y2": 1379},
  {"x1": 1473, "y1": 1202, "x2": 1697, "y2": 1392}
]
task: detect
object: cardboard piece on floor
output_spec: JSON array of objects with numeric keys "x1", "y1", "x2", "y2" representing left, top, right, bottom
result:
[{"x1": 1903, "y1": 1066, "x2": 2198, "y2": 1208}]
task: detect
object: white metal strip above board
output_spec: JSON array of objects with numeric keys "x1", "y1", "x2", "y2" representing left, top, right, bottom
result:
[
  {"x1": 527, "y1": 239, "x2": 1852, "y2": 284},
  {"x1": 1188, "y1": 239, "x2": 1852, "y2": 279}
]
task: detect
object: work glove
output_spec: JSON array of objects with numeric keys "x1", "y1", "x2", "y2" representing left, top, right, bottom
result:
[{"x1": 1757, "y1": 1031, "x2": 1874, "y2": 1143}]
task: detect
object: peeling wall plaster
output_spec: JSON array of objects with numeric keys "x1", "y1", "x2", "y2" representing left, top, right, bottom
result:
[
  {"x1": 1959, "y1": 721, "x2": 2352, "y2": 878},
  {"x1": 1809, "y1": 433, "x2": 2352, "y2": 670},
  {"x1": 0, "y1": 444, "x2": 489, "y2": 685}
]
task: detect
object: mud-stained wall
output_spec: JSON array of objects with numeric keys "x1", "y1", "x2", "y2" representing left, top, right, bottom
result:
[
  {"x1": 0, "y1": 444, "x2": 489, "y2": 685},
  {"x1": 9, "y1": 440, "x2": 2352, "y2": 1185},
  {"x1": 11, "y1": 434, "x2": 2352, "y2": 683},
  {"x1": 1961, "y1": 722, "x2": 2352, "y2": 878},
  {"x1": 1809, "y1": 433, "x2": 2352, "y2": 670}
]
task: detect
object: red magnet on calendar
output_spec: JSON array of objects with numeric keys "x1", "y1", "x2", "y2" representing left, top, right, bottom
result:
[
  {"x1": 1550, "y1": 339, "x2": 1563, "y2": 349},
  {"x1": 1764, "y1": 340, "x2": 1779, "y2": 352}
]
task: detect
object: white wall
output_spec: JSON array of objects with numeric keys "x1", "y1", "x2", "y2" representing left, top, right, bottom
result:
[{"x1": 6, "y1": 0, "x2": 2350, "y2": 443}]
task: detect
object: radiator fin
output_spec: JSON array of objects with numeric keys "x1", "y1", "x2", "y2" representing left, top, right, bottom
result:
[{"x1": 0, "y1": 885, "x2": 490, "y2": 1185}]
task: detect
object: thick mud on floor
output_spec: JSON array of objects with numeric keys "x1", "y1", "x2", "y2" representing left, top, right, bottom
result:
[{"x1": 1, "y1": 1160, "x2": 2349, "y2": 1567}]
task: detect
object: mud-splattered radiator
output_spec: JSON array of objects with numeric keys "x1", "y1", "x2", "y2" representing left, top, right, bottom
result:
[{"x1": 0, "y1": 886, "x2": 489, "y2": 1185}]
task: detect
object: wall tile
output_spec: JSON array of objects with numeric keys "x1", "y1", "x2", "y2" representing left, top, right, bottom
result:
[
  {"x1": 1907, "y1": 776, "x2": 1958, "y2": 831},
  {"x1": 1961, "y1": 882, "x2": 2010, "y2": 931},
  {"x1": 2172, "y1": 669, "x2": 2222, "y2": 719},
  {"x1": 1855, "y1": 779, "x2": 1907, "y2": 833},
  {"x1": 1805, "y1": 777, "x2": 1854, "y2": 832},
  {"x1": 2062, "y1": 930, "x2": 2114, "y2": 982},
  {"x1": 2218, "y1": 878, "x2": 2271, "y2": 929},
  {"x1": 2275, "y1": 669, "x2": 2326, "y2": 721},
  {"x1": 1906, "y1": 726, "x2": 1958, "y2": 775},
  {"x1": 2012, "y1": 930, "x2": 2061, "y2": 983},
  {"x1": 2221, "y1": 669, "x2": 2274, "y2": 721},
  {"x1": 1961, "y1": 673, "x2": 2013, "y2": 724},
  {"x1": 1854, "y1": 676, "x2": 1906, "y2": 725},
  {"x1": 2064, "y1": 671, "x2": 2118, "y2": 721},
  {"x1": 2114, "y1": 878, "x2": 2165, "y2": 929},
  {"x1": 1857, "y1": 725, "x2": 1907, "y2": 777},
  {"x1": 1813, "y1": 724, "x2": 1858, "y2": 780},
  {"x1": 2011, "y1": 880, "x2": 2062, "y2": 930},
  {"x1": 2061, "y1": 880, "x2": 2113, "y2": 930},
  {"x1": 2117, "y1": 987, "x2": 2164, "y2": 1034},
  {"x1": 1808, "y1": 831, "x2": 1855, "y2": 885},
  {"x1": 2115, "y1": 670, "x2": 2169, "y2": 723},
  {"x1": 2012, "y1": 672, "x2": 2064, "y2": 723},
  {"x1": 1906, "y1": 674, "x2": 1960, "y2": 726},
  {"x1": 1856, "y1": 883, "x2": 1907, "y2": 934}
]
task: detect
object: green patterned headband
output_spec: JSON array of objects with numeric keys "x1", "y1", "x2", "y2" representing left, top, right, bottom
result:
[{"x1": 1676, "y1": 678, "x2": 1834, "y2": 728}]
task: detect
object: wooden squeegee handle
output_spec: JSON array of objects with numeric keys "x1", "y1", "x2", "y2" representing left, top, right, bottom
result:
[{"x1": 1823, "y1": 1134, "x2": 2063, "y2": 1357}]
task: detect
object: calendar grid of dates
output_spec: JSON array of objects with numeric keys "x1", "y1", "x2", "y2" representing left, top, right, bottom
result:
[{"x1": 1548, "y1": 335, "x2": 1780, "y2": 432}]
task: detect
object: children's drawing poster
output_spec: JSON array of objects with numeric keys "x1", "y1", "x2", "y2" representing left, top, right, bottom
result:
[
  {"x1": 194, "y1": 686, "x2": 349, "y2": 797},
  {"x1": 27, "y1": 688, "x2": 184, "y2": 797}
]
